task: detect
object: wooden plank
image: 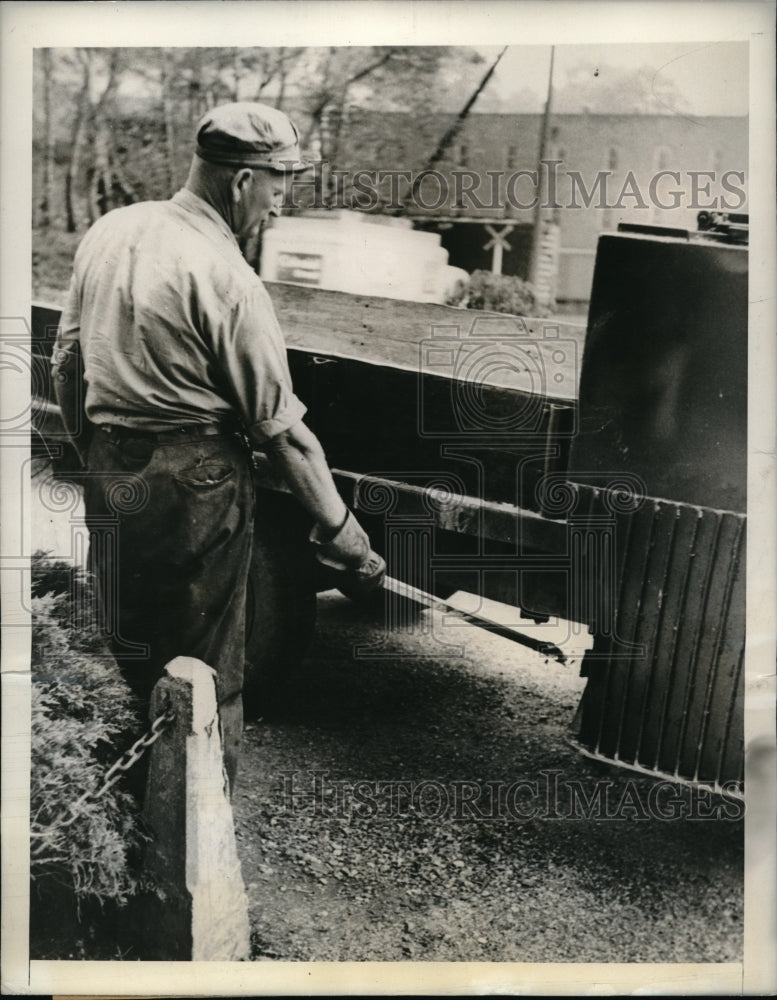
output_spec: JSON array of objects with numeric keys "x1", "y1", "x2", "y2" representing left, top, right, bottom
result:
[
  {"x1": 638, "y1": 503, "x2": 701, "y2": 771},
  {"x1": 581, "y1": 497, "x2": 657, "y2": 759},
  {"x1": 265, "y1": 281, "x2": 584, "y2": 402},
  {"x1": 688, "y1": 515, "x2": 745, "y2": 783},
  {"x1": 618, "y1": 500, "x2": 680, "y2": 766},
  {"x1": 33, "y1": 286, "x2": 585, "y2": 399},
  {"x1": 33, "y1": 290, "x2": 584, "y2": 415},
  {"x1": 656, "y1": 510, "x2": 722, "y2": 775}
]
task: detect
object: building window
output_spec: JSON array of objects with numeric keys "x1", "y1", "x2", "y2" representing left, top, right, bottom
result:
[
  {"x1": 457, "y1": 144, "x2": 469, "y2": 167},
  {"x1": 654, "y1": 146, "x2": 674, "y2": 171},
  {"x1": 608, "y1": 147, "x2": 618, "y2": 170},
  {"x1": 652, "y1": 147, "x2": 676, "y2": 221},
  {"x1": 506, "y1": 143, "x2": 518, "y2": 169}
]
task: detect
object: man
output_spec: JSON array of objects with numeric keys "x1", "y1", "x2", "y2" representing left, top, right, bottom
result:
[{"x1": 53, "y1": 102, "x2": 385, "y2": 794}]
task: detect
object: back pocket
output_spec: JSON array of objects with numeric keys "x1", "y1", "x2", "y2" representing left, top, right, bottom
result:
[{"x1": 173, "y1": 463, "x2": 235, "y2": 490}]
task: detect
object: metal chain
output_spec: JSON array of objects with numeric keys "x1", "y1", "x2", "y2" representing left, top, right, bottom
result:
[{"x1": 30, "y1": 706, "x2": 175, "y2": 853}]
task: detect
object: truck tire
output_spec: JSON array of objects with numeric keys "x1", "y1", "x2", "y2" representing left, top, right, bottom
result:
[{"x1": 243, "y1": 487, "x2": 318, "y2": 718}]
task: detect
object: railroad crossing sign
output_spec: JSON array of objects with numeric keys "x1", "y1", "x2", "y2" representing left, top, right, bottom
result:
[{"x1": 483, "y1": 224, "x2": 514, "y2": 274}]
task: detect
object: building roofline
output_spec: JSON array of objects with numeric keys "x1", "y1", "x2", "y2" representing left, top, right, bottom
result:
[{"x1": 350, "y1": 109, "x2": 748, "y2": 122}]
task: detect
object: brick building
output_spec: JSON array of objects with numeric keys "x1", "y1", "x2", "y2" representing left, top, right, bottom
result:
[{"x1": 336, "y1": 111, "x2": 748, "y2": 304}]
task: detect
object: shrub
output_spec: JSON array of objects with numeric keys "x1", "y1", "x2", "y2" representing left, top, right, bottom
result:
[
  {"x1": 30, "y1": 554, "x2": 145, "y2": 906},
  {"x1": 31, "y1": 550, "x2": 103, "y2": 653},
  {"x1": 445, "y1": 269, "x2": 550, "y2": 317}
]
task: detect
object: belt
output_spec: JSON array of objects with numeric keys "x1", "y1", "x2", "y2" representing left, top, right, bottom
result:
[{"x1": 96, "y1": 421, "x2": 242, "y2": 445}]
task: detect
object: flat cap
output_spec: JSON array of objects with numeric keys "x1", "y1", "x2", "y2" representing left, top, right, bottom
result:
[{"x1": 195, "y1": 101, "x2": 311, "y2": 172}]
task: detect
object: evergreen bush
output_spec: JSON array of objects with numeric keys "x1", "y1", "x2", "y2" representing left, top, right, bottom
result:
[
  {"x1": 445, "y1": 269, "x2": 550, "y2": 317},
  {"x1": 30, "y1": 553, "x2": 145, "y2": 906}
]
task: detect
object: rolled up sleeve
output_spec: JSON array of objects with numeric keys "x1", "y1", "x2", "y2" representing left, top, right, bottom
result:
[
  {"x1": 211, "y1": 283, "x2": 307, "y2": 445},
  {"x1": 53, "y1": 275, "x2": 81, "y2": 367}
]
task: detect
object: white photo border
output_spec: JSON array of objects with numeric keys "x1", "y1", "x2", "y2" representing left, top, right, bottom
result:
[{"x1": 2, "y1": 1, "x2": 775, "y2": 995}]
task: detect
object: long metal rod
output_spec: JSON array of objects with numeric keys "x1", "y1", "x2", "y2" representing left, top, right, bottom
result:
[{"x1": 382, "y1": 574, "x2": 566, "y2": 664}]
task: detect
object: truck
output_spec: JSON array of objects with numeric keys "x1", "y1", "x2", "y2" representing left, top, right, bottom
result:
[{"x1": 31, "y1": 212, "x2": 747, "y2": 798}]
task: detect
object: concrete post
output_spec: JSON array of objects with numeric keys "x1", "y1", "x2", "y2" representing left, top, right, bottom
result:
[{"x1": 141, "y1": 656, "x2": 250, "y2": 961}]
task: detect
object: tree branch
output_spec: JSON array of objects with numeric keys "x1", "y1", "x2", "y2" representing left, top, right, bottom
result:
[
  {"x1": 343, "y1": 49, "x2": 395, "y2": 87},
  {"x1": 410, "y1": 46, "x2": 508, "y2": 202}
]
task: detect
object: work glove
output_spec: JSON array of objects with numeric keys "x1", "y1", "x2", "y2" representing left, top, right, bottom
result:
[{"x1": 310, "y1": 510, "x2": 386, "y2": 601}]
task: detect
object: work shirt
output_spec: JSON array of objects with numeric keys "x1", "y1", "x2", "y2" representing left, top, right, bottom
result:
[{"x1": 56, "y1": 188, "x2": 307, "y2": 443}]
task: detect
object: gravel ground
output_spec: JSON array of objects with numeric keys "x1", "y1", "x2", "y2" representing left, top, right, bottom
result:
[{"x1": 234, "y1": 591, "x2": 743, "y2": 964}]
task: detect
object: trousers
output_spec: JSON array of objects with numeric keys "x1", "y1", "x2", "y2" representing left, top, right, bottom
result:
[{"x1": 83, "y1": 426, "x2": 255, "y2": 795}]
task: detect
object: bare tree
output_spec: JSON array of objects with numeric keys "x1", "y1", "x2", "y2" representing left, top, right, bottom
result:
[
  {"x1": 274, "y1": 47, "x2": 305, "y2": 111},
  {"x1": 61, "y1": 49, "x2": 139, "y2": 230},
  {"x1": 42, "y1": 45, "x2": 488, "y2": 231},
  {"x1": 160, "y1": 50, "x2": 179, "y2": 191},
  {"x1": 38, "y1": 49, "x2": 56, "y2": 227},
  {"x1": 87, "y1": 50, "x2": 136, "y2": 221},
  {"x1": 299, "y1": 47, "x2": 395, "y2": 153},
  {"x1": 64, "y1": 50, "x2": 92, "y2": 233},
  {"x1": 291, "y1": 47, "x2": 475, "y2": 203}
]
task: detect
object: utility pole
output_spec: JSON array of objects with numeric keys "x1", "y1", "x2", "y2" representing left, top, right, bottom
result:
[{"x1": 528, "y1": 46, "x2": 555, "y2": 290}]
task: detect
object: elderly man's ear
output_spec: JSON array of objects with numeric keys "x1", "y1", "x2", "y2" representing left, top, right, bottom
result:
[{"x1": 232, "y1": 168, "x2": 254, "y2": 204}]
